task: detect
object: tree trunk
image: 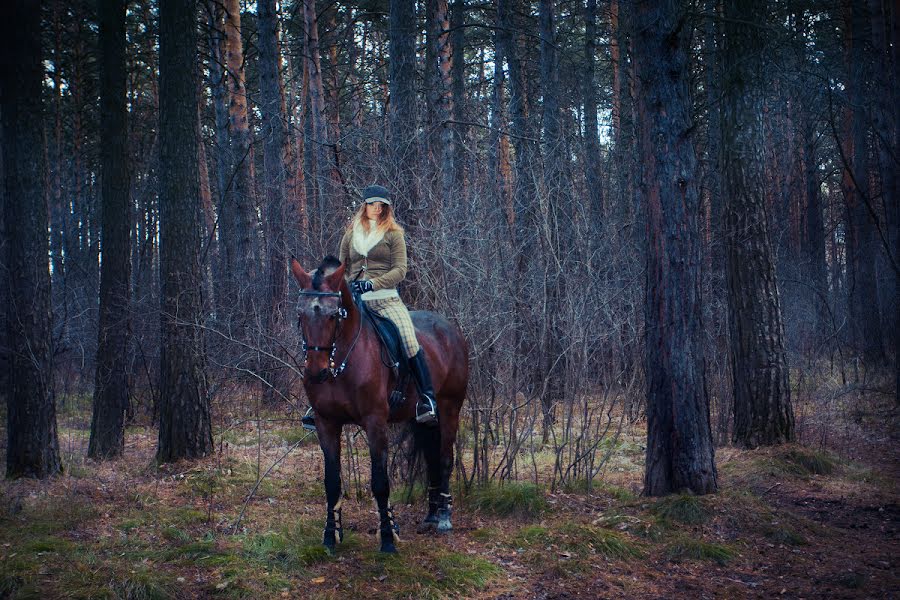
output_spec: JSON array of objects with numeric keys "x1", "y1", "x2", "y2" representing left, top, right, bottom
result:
[
  {"x1": 389, "y1": 0, "x2": 419, "y2": 221},
  {"x1": 722, "y1": 0, "x2": 794, "y2": 447},
  {"x1": 430, "y1": 0, "x2": 455, "y2": 209},
  {"x1": 157, "y1": 0, "x2": 213, "y2": 463},
  {"x1": 222, "y1": 0, "x2": 259, "y2": 318},
  {"x1": 633, "y1": 0, "x2": 718, "y2": 496},
  {"x1": 1, "y1": 0, "x2": 63, "y2": 479},
  {"x1": 258, "y1": 0, "x2": 290, "y2": 405},
  {"x1": 89, "y1": 0, "x2": 132, "y2": 460},
  {"x1": 843, "y1": 1, "x2": 884, "y2": 365},
  {"x1": 450, "y1": 0, "x2": 466, "y2": 192}
]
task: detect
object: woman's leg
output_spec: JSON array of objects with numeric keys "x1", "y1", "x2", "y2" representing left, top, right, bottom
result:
[{"x1": 366, "y1": 298, "x2": 437, "y2": 424}]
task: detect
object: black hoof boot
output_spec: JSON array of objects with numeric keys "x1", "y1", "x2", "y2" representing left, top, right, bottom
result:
[
  {"x1": 322, "y1": 502, "x2": 343, "y2": 554},
  {"x1": 301, "y1": 407, "x2": 316, "y2": 432},
  {"x1": 436, "y1": 493, "x2": 453, "y2": 532},
  {"x1": 378, "y1": 506, "x2": 400, "y2": 553}
]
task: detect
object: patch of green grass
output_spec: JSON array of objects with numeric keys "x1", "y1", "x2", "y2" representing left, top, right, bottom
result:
[
  {"x1": 559, "y1": 524, "x2": 643, "y2": 560},
  {"x1": 560, "y1": 478, "x2": 635, "y2": 500},
  {"x1": 653, "y1": 494, "x2": 709, "y2": 525},
  {"x1": 781, "y1": 448, "x2": 838, "y2": 476},
  {"x1": 108, "y1": 569, "x2": 176, "y2": 600},
  {"x1": 364, "y1": 549, "x2": 501, "y2": 600},
  {"x1": 466, "y1": 482, "x2": 546, "y2": 518},
  {"x1": 666, "y1": 537, "x2": 735, "y2": 565},
  {"x1": 161, "y1": 526, "x2": 191, "y2": 544},
  {"x1": 510, "y1": 525, "x2": 549, "y2": 548},
  {"x1": 25, "y1": 536, "x2": 76, "y2": 554},
  {"x1": 242, "y1": 520, "x2": 354, "y2": 571},
  {"x1": 470, "y1": 526, "x2": 499, "y2": 543},
  {"x1": 273, "y1": 426, "x2": 317, "y2": 446}
]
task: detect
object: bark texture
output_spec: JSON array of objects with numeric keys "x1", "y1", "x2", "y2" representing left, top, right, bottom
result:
[
  {"x1": 157, "y1": 0, "x2": 213, "y2": 463},
  {"x1": 722, "y1": 0, "x2": 794, "y2": 447},
  {"x1": 633, "y1": 0, "x2": 718, "y2": 496},
  {"x1": 89, "y1": 0, "x2": 132, "y2": 459}
]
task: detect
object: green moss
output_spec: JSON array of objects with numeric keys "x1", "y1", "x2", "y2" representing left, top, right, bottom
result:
[
  {"x1": 25, "y1": 536, "x2": 76, "y2": 554},
  {"x1": 653, "y1": 494, "x2": 709, "y2": 525},
  {"x1": 666, "y1": 537, "x2": 735, "y2": 565},
  {"x1": 466, "y1": 482, "x2": 546, "y2": 518}
]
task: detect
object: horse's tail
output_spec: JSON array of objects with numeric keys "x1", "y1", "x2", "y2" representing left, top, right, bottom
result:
[{"x1": 391, "y1": 420, "x2": 440, "y2": 504}]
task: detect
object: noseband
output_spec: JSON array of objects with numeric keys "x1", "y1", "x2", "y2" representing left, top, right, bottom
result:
[{"x1": 297, "y1": 290, "x2": 361, "y2": 383}]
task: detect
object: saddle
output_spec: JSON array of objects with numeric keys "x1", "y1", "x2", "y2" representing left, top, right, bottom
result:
[{"x1": 354, "y1": 295, "x2": 411, "y2": 410}]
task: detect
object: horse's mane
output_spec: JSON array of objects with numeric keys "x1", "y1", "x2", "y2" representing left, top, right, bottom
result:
[{"x1": 311, "y1": 255, "x2": 342, "y2": 290}]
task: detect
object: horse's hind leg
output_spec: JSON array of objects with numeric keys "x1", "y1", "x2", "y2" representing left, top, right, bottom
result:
[
  {"x1": 413, "y1": 423, "x2": 442, "y2": 530},
  {"x1": 317, "y1": 420, "x2": 343, "y2": 554},
  {"x1": 436, "y1": 397, "x2": 462, "y2": 532},
  {"x1": 366, "y1": 419, "x2": 399, "y2": 553}
]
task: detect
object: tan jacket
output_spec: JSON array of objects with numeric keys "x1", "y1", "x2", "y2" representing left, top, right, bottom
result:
[{"x1": 339, "y1": 226, "x2": 408, "y2": 292}]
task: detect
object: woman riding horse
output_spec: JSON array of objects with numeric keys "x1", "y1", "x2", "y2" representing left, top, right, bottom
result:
[
  {"x1": 302, "y1": 184, "x2": 437, "y2": 428},
  {"x1": 291, "y1": 184, "x2": 468, "y2": 554}
]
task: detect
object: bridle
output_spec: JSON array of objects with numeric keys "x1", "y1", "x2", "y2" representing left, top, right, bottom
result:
[{"x1": 297, "y1": 289, "x2": 363, "y2": 383}]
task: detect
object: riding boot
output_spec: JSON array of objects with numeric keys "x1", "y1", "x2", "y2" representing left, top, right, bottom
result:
[
  {"x1": 301, "y1": 407, "x2": 316, "y2": 432},
  {"x1": 409, "y1": 350, "x2": 438, "y2": 425}
]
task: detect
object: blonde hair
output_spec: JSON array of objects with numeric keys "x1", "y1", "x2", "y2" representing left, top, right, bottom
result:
[{"x1": 348, "y1": 201, "x2": 403, "y2": 234}]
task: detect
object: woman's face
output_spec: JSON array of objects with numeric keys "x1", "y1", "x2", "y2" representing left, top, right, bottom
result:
[{"x1": 365, "y1": 201, "x2": 385, "y2": 221}]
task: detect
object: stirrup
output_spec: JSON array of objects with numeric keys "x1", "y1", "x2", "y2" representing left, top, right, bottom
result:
[
  {"x1": 301, "y1": 407, "x2": 317, "y2": 432},
  {"x1": 415, "y1": 397, "x2": 438, "y2": 425}
]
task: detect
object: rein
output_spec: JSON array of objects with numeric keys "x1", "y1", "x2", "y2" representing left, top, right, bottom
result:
[{"x1": 297, "y1": 289, "x2": 364, "y2": 383}]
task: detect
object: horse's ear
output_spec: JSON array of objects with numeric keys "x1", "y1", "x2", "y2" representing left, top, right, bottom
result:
[
  {"x1": 324, "y1": 263, "x2": 346, "y2": 290},
  {"x1": 290, "y1": 258, "x2": 312, "y2": 289}
]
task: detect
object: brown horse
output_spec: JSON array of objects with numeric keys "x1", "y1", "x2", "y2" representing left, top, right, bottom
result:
[{"x1": 290, "y1": 257, "x2": 468, "y2": 554}]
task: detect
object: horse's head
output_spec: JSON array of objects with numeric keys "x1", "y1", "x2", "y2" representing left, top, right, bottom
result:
[{"x1": 290, "y1": 256, "x2": 351, "y2": 381}]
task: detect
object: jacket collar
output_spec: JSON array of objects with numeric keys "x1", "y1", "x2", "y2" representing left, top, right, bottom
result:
[{"x1": 351, "y1": 218, "x2": 386, "y2": 257}]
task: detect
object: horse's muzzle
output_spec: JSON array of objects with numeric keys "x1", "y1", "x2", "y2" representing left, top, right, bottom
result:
[{"x1": 308, "y1": 368, "x2": 331, "y2": 384}]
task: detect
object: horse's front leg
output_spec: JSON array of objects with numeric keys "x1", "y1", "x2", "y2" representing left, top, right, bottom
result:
[
  {"x1": 365, "y1": 418, "x2": 398, "y2": 553},
  {"x1": 316, "y1": 418, "x2": 343, "y2": 554}
]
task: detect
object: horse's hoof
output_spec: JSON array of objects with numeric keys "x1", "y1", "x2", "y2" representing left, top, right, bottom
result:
[
  {"x1": 324, "y1": 543, "x2": 336, "y2": 556},
  {"x1": 380, "y1": 542, "x2": 398, "y2": 554},
  {"x1": 437, "y1": 520, "x2": 453, "y2": 533}
]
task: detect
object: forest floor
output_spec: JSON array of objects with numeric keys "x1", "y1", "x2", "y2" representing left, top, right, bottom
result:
[{"x1": 0, "y1": 392, "x2": 897, "y2": 599}]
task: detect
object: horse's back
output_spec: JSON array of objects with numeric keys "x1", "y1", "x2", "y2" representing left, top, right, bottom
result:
[{"x1": 410, "y1": 310, "x2": 468, "y2": 395}]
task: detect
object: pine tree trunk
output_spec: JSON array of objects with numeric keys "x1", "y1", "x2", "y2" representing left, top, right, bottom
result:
[
  {"x1": 430, "y1": 0, "x2": 455, "y2": 209},
  {"x1": 633, "y1": 0, "x2": 717, "y2": 496},
  {"x1": 157, "y1": 0, "x2": 213, "y2": 463},
  {"x1": 450, "y1": 0, "x2": 466, "y2": 192},
  {"x1": 389, "y1": 0, "x2": 419, "y2": 221},
  {"x1": 722, "y1": 0, "x2": 794, "y2": 447},
  {"x1": 1, "y1": 0, "x2": 63, "y2": 479},
  {"x1": 258, "y1": 0, "x2": 290, "y2": 405},
  {"x1": 222, "y1": 0, "x2": 259, "y2": 318},
  {"x1": 89, "y1": 0, "x2": 132, "y2": 460}
]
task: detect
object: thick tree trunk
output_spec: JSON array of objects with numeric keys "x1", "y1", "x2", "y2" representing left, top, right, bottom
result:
[
  {"x1": 157, "y1": 0, "x2": 213, "y2": 463},
  {"x1": 258, "y1": 0, "x2": 290, "y2": 405},
  {"x1": 1, "y1": 0, "x2": 63, "y2": 479},
  {"x1": 222, "y1": 0, "x2": 259, "y2": 318},
  {"x1": 722, "y1": 0, "x2": 794, "y2": 448},
  {"x1": 89, "y1": 0, "x2": 132, "y2": 460},
  {"x1": 633, "y1": 0, "x2": 718, "y2": 496}
]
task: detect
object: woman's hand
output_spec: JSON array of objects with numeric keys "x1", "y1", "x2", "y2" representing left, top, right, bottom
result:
[{"x1": 352, "y1": 280, "x2": 374, "y2": 294}]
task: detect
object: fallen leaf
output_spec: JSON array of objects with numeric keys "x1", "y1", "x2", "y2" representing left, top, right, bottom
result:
[{"x1": 311, "y1": 577, "x2": 326, "y2": 584}]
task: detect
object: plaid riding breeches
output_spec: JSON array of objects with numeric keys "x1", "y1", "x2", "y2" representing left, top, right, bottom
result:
[{"x1": 364, "y1": 296, "x2": 420, "y2": 358}]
